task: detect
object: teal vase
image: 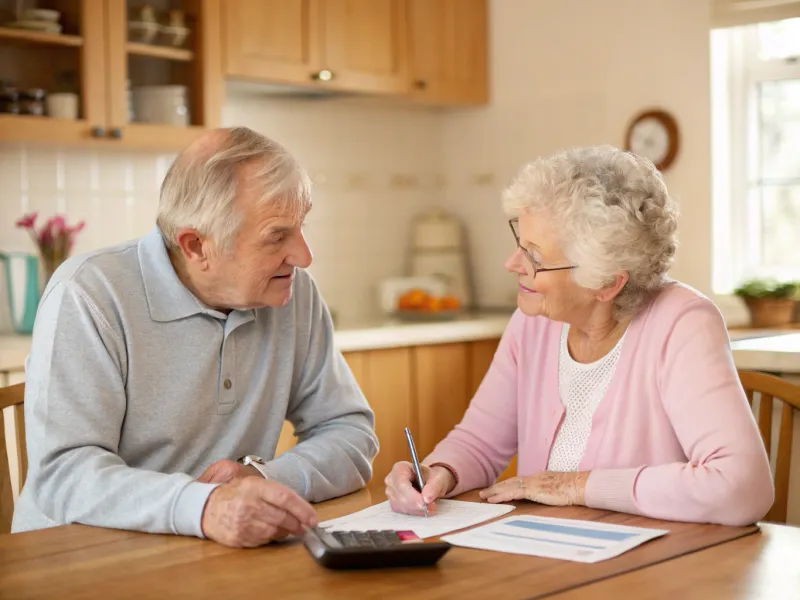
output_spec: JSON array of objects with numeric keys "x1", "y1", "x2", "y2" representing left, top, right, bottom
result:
[{"x1": 1, "y1": 252, "x2": 40, "y2": 334}]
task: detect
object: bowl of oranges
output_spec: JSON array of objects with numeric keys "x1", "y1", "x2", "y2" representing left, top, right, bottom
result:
[{"x1": 394, "y1": 288, "x2": 462, "y2": 321}]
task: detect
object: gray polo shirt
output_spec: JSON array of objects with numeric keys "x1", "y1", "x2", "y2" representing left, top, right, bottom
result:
[{"x1": 12, "y1": 227, "x2": 378, "y2": 537}]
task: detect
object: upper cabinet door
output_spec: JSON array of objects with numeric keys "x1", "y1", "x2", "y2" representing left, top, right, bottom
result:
[
  {"x1": 105, "y1": 0, "x2": 224, "y2": 149},
  {"x1": 408, "y1": 0, "x2": 488, "y2": 105},
  {"x1": 0, "y1": 0, "x2": 109, "y2": 144},
  {"x1": 319, "y1": 0, "x2": 408, "y2": 95},
  {"x1": 223, "y1": 0, "x2": 321, "y2": 85}
]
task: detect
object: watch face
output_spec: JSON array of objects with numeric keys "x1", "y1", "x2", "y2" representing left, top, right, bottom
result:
[{"x1": 629, "y1": 117, "x2": 670, "y2": 165}]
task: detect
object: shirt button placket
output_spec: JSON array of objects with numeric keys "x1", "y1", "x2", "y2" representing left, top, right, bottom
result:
[{"x1": 218, "y1": 334, "x2": 236, "y2": 414}]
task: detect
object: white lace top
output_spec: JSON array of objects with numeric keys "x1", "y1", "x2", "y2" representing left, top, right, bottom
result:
[{"x1": 546, "y1": 325, "x2": 627, "y2": 472}]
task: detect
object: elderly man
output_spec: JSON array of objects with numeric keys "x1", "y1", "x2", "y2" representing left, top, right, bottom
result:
[{"x1": 12, "y1": 127, "x2": 378, "y2": 548}]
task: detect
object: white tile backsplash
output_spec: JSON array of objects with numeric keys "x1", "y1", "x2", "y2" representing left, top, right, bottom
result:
[{"x1": 0, "y1": 94, "x2": 444, "y2": 332}]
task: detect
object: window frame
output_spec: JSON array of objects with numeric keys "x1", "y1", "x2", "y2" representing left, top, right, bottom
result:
[{"x1": 712, "y1": 22, "x2": 800, "y2": 294}]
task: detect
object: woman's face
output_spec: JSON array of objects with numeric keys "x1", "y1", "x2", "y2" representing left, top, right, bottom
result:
[{"x1": 504, "y1": 211, "x2": 595, "y2": 322}]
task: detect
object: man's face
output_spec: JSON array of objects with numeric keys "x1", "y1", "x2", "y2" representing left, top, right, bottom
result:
[{"x1": 203, "y1": 171, "x2": 313, "y2": 310}]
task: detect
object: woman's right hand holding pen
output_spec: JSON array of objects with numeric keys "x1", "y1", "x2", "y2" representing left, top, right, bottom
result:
[{"x1": 385, "y1": 462, "x2": 455, "y2": 516}]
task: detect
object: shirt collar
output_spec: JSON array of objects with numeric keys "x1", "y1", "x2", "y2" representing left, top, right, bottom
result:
[{"x1": 138, "y1": 227, "x2": 255, "y2": 326}]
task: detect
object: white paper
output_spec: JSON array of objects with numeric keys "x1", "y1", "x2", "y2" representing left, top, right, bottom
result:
[
  {"x1": 441, "y1": 515, "x2": 668, "y2": 563},
  {"x1": 319, "y1": 500, "x2": 515, "y2": 539}
]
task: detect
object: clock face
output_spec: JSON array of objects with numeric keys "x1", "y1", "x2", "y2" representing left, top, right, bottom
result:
[
  {"x1": 628, "y1": 117, "x2": 670, "y2": 166},
  {"x1": 625, "y1": 110, "x2": 679, "y2": 171}
]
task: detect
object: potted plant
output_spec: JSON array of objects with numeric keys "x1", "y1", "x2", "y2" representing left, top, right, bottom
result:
[{"x1": 733, "y1": 278, "x2": 798, "y2": 328}]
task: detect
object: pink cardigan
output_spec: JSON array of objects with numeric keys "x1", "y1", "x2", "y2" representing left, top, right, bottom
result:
[{"x1": 425, "y1": 283, "x2": 774, "y2": 526}]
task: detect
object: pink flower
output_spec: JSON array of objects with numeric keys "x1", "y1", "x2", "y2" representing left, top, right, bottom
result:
[
  {"x1": 49, "y1": 215, "x2": 66, "y2": 238},
  {"x1": 15, "y1": 212, "x2": 86, "y2": 265},
  {"x1": 15, "y1": 212, "x2": 38, "y2": 229}
]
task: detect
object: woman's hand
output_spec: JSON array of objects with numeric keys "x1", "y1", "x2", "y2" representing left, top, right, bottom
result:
[
  {"x1": 479, "y1": 471, "x2": 589, "y2": 506},
  {"x1": 385, "y1": 462, "x2": 455, "y2": 516}
]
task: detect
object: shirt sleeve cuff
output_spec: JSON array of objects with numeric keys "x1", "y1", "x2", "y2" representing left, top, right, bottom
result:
[
  {"x1": 173, "y1": 481, "x2": 220, "y2": 538},
  {"x1": 584, "y1": 467, "x2": 643, "y2": 515}
]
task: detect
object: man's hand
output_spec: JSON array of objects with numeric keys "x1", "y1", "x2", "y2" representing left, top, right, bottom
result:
[
  {"x1": 197, "y1": 459, "x2": 262, "y2": 484},
  {"x1": 201, "y1": 477, "x2": 317, "y2": 548},
  {"x1": 479, "y1": 471, "x2": 590, "y2": 506}
]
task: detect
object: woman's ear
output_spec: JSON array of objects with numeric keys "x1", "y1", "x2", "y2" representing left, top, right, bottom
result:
[{"x1": 595, "y1": 272, "x2": 629, "y2": 303}]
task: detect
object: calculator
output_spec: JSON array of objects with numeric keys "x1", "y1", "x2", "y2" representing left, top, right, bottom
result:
[{"x1": 302, "y1": 527, "x2": 452, "y2": 570}]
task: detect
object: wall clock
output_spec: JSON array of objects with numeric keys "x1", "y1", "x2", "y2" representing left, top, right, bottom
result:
[{"x1": 624, "y1": 109, "x2": 680, "y2": 171}]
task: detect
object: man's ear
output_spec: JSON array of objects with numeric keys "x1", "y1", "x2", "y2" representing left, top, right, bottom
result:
[
  {"x1": 174, "y1": 228, "x2": 210, "y2": 270},
  {"x1": 595, "y1": 272, "x2": 629, "y2": 303}
]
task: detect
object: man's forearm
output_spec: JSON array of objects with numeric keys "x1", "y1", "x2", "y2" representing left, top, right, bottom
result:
[{"x1": 265, "y1": 416, "x2": 378, "y2": 501}]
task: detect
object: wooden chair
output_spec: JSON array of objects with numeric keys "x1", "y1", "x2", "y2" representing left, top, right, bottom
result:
[
  {"x1": 0, "y1": 383, "x2": 25, "y2": 533},
  {"x1": 738, "y1": 370, "x2": 800, "y2": 523}
]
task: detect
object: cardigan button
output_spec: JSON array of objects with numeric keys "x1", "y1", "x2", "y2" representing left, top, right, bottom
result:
[{"x1": 223, "y1": 378, "x2": 232, "y2": 390}]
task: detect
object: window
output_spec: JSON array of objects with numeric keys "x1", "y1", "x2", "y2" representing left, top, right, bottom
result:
[{"x1": 711, "y1": 17, "x2": 800, "y2": 293}]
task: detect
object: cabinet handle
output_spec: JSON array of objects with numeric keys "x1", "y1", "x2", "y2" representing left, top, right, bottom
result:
[
  {"x1": 414, "y1": 80, "x2": 428, "y2": 90},
  {"x1": 90, "y1": 126, "x2": 105, "y2": 138},
  {"x1": 109, "y1": 128, "x2": 123, "y2": 139},
  {"x1": 311, "y1": 69, "x2": 334, "y2": 82}
]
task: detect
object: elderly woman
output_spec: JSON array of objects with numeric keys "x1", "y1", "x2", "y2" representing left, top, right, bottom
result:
[{"x1": 386, "y1": 146, "x2": 774, "y2": 526}]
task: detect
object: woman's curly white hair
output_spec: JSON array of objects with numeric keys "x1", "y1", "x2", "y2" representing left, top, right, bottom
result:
[{"x1": 502, "y1": 145, "x2": 679, "y2": 319}]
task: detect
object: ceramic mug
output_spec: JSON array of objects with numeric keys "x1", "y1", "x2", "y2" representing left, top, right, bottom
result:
[{"x1": 46, "y1": 93, "x2": 79, "y2": 120}]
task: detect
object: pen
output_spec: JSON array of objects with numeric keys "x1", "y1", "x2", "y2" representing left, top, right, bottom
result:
[{"x1": 404, "y1": 427, "x2": 428, "y2": 518}]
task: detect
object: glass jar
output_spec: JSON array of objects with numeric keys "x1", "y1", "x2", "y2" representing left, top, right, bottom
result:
[
  {"x1": 0, "y1": 84, "x2": 19, "y2": 114},
  {"x1": 19, "y1": 89, "x2": 46, "y2": 116}
]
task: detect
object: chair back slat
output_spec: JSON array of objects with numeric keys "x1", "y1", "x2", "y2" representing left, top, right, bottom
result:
[
  {"x1": 0, "y1": 383, "x2": 25, "y2": 534},
  {"x1": 738, "y1": 371, "x2": 800, "y2": 524},
  {"x1": 759, "y1": 394, "x2": 773, "y2": 459}
]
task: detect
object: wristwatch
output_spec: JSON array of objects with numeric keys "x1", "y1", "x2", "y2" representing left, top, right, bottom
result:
[{"x1": 238, "y1": 455, "x2": 269, "y2": 479}]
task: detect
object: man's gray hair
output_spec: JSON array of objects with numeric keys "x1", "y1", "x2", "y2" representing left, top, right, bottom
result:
[
  {"x1": 157, "y1": 126, "x2": 312, "y2": 253},
  {"x1": 502, "y1": 145, "x2": 679, "y2": 319}
]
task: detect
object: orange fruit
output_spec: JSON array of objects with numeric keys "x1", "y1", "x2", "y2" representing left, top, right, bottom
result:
[{"x1": 441, "y1": 296, "x2": 461, "y2": 310}]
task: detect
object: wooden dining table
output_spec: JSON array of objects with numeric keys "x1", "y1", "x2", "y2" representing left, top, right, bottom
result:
[{"x1": 0, "y1": 488, "x2": 795, "y2": 600}]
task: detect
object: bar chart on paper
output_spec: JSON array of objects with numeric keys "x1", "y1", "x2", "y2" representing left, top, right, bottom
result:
[{"x1": 441, "y1": 515, "x2": 669, "y2": 563}]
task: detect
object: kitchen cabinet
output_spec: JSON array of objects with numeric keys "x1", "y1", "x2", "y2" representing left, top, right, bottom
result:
[
  {"x1": 407, "y1": 0, "x2": 488, "y2": 105},
  {"x1": 0, "y1": 0, "x2": 106, "y2": 145},
  {"x1": 276, "y1": 347, "x2": 415, "y2": 489},
  {"x1": 223, "y1": 0, "x2": 486, "y2": 103},
  {"x1": 345, "y1": 347, "x2": 415, "y2": 487},
  {"x1": 320, "y1": 0, "x2": 408, "y2": 94},
  {"x1": 222, "y1": 0, "x2": 321, "y2": 86},
  {"x1": 414, "y1": 342, "x2": 471, "y2": 458},
  {"x1": 275, "y1": 338, "x2": 507, "y2": 488},
  {"x1": 224, "y1": 0, "x2": 408, "y2": 95},
  {"x1": 0, "y1": 0, "x2": 221, "y2": 149},
  {"x1": 0, "y1": 0, "x2": 488, "y2": 147}
]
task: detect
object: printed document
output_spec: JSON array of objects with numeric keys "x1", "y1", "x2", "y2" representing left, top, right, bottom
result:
[
  {"x1": 441, "y1": 515, "x2": 668, "y2": 563},
  {"x1": 319, "y1": 500, "x2": 515, "y2": 539}
]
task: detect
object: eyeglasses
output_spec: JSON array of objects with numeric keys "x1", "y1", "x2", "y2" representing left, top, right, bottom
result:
[{"x1": 509, "y1": 218, "x2": 577, "y2": 278}]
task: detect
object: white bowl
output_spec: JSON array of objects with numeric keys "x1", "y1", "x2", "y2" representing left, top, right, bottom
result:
[
  {"x1": 20, "y1": 8, "x2": 60, "y2": 22},
  {"x1": 159, "y1": 25, "x2": 189, "y2": 47},
  {"x1": 131, "y1": 85, "x2": 189, "y2": 126},
  {"x1": 128, "y1": 20, "x2": 159, "y2": 44},
  {"x1": 5, "y1": 20, "x2": 62, "y2": 34}
]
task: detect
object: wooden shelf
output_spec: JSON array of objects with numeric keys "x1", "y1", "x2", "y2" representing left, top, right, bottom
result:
[
  {"x1": 0, "y1": 114, "x2": 101, "y2": 145},
  {"x1": 127, "y1": 42, "x2": 193, "y2": 61},
  {"x1": 0, "y1": 27, "x2": 83, "y2": 47}
]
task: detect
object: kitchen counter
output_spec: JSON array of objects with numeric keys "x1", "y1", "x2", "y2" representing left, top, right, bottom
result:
[
  {"x1": 0, "y1": 311, "x2": 515, "y2": 378},
  {"x1": 3, "y1": 317, "x2": 798, "y2": 380},
  {"x1": 730, "y1": 332, "x2": 800, "y2": 374},
  {"x1": 333, "y1": 310, "x2": 512, "y2": 352}
]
